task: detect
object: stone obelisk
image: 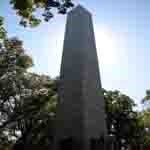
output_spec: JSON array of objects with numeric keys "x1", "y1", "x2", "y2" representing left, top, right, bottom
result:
[{"x1": 54, "y1": 5, "x2": 107, "y2": 150}]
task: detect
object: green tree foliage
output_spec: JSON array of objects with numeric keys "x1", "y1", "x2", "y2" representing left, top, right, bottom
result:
[
  {"x1": 0, "y1": 37, "x2": 57, "y2": 149},
  {"x1": 142, "y1": 89, "x2": 150, "y2": 103},
  {"x1": 140, "y1": 91, "x2": 150, "y2": 147},
  {"x1": 142, "y1": 89, "x2": 150, "y2": 110},
  {"x1": 140, "y1": 109, "x2": 150, "y2": 129},
  {"x1": 0, "y1": 16, "x2": 7, "y2": 39},
  {"x1": 103, "y1": 89, "x2": 143, "y2": 149},
  {"x1": 9, "y1": 0, "x2": 74, "y2": 27},
  {"x1": 138, "y1": 109, "x2": 150, "y2": 147}
]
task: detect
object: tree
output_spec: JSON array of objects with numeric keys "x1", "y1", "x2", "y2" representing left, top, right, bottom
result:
[
  {"x1": 142, "y1": 89, "x2": 150, "y2": 109},
  {"x1": 140, "y1": 91, "x2": 150, "y2": 148},
  {"x1": 0, "y1": 37, "x2": 57, "y2": 149},
  {"x1": 0, "y1": 16, "x2": 7, "y2": 39},
  {"x1": 9, "y1": 0, "x2": 74, "y2": 27},
  {"x1": 138, "y1": 109, "x2": 150, "y2": 148},
  {"x1": 102, "y1": 89, "x2": 141, "y2": 149}
]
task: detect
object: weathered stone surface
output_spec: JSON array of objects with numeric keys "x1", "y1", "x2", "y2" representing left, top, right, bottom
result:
[{"x1": 54, "y1": 5, "x2": 106, "y2": 149}]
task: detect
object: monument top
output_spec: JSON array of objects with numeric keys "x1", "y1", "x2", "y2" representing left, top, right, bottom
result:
[{"x1": 69, "y1": 4, "x2": 91, "y2": 15}]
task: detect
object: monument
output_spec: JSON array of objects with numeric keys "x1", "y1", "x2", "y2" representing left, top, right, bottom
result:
[{"x1": 54, "y1": 5, "x2": 107, "y2": 150}]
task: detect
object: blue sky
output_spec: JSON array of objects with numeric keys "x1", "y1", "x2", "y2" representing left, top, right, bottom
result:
[{"x1": 1, "y1": 0, "x2": 150, "y2": 109}]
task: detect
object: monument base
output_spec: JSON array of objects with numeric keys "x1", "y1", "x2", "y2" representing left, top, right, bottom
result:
[{"x1": 52, "y1": 135, "x2": 116, "y2": 150}]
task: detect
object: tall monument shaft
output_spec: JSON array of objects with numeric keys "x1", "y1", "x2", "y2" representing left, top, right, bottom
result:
[{"x1": 55, "y1": 5, "x2": 106, "y2": 149}]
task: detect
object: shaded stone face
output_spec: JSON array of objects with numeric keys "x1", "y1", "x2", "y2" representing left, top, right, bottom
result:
[{"x1": 55, "y1": 4, "x2": 106, "y2": 147}]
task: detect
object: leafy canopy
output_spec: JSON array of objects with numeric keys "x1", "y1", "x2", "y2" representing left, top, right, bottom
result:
[
  {"x1": 103, "y1": 89, "x2": 142, "y2": 149},
  {"x1": 0, "y1": 16, "x2": 7, "y2": 39},
  {"x1": 0, "y1": 37, "x2": 57, "y2": 150},
  {"x1": 10, "y1": 0, "x2": 74, "y2": 27}
]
